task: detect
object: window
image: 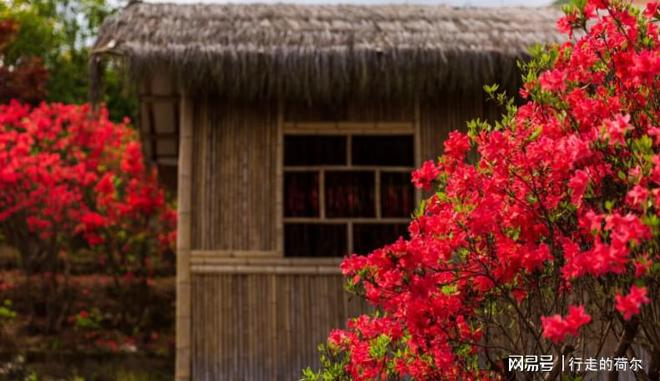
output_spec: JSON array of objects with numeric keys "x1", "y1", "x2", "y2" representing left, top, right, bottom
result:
[{"x1": 283, "y1": 133, "x2": 415, "y2": 257}]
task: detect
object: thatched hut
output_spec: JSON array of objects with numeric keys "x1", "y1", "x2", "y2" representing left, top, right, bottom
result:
[{"x1": 92, "y1": 3, "x2": 562, "y2": 380}]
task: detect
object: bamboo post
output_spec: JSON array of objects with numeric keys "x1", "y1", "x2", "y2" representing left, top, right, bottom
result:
[
  {"x1": 176, "y1": 94, "x2": 194, "y2": 381},
  {"x1": 414, "y1": 98, "x2": 422, "y2": 205},
  {"x1": 276, "y1": 101, "x2": 284, "y2": 254}
]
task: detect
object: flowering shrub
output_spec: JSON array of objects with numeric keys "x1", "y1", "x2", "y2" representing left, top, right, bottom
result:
[
  {"x1": 0, "y1": 102, "x2": 175, "y2": 333},
  {"x1": 304, "y1": 1, "x2": 659, "y2": 380}
]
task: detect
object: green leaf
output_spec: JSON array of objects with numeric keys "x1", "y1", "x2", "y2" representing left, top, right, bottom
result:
[
  {"x1": 441, "y1": 284, "x2": 458, "y2": 295},
  {"x1": 369, "y1": 334, "x2": 391, "y2": 360},
  {"x1": 527, "y1": 126, "x2": 543, "y2": 142},
  {"x1": 0, "y1": 306, "x2": 16, "y2": 320},
  {"x1": 414, "y1": 199, "x2": 427, "y2": 218},
  {"x1": 604, "y1": 200, "x2": 614, "y2": 212}
]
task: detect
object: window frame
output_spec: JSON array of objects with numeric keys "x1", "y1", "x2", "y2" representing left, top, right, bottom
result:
[{"x1": 278, "y1": 121, "x2": 421, "y2": 257}]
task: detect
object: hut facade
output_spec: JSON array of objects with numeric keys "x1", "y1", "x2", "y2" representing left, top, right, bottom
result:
[{"x1": 92, "y1": 3, "x2": 561, "y2": 380}]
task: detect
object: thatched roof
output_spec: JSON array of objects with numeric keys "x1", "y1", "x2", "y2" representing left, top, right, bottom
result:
[{"x1": 92, "y1": 2, "x2": 564, "y2": 100}]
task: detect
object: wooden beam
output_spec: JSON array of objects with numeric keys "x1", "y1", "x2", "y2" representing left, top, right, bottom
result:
[
  {"x1": 191, "y1": 250, "x2": 281, "y2": 258},
  {"x1": 142, "y1": 132, "x2": 179, "y2": 140},
  {"x1": 283, "y1": 128, "x2": 414, "y2": 135},
  {"x1": 188, "y1": 252, "x2": 343, "y2": 274},
  {"x1": 414, "y1": 98, "x2": 423, "y2": 205},
  {"x1": 175, "y1": 94, "x2": 193, "y2": 381},
  {"x1": 319, "y1": 169, "x2": 326, "y2": 219},
  {"x1": 276, "y1": 101, "x2": 284, "y2": 255},
  {"x1": 140, "y1": 94, "x2": 180, "y2": 102},
  {"x1": 190, "y1": 264, "x2": 342, "y2": 275},
  {"x1": 282, "y1": 121, "x2": 415, "y2": 134},
  {"x1": 147, "y1": 101, "x2": 158, "y2": 163},
  {"x1": 174, "y1": 99, "x2": 180, "y2": 162},
  {"x1": 283, "y1": 165, "x2": 413, "y2": 172},
  {"x1": 374, "y1": 169, "x2": 381, "y2": 219},
  {"x1": 283, "y1": 217, "x2": 409, "y2": 224},
  {"x1": 190, "y1": 252, "x2": 342, "y2": 266},
  {"x1": 155, "y1": 157, "x2": 178, "y2": 166}
]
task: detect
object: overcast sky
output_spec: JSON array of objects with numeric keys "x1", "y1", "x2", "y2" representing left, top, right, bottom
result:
[{"x1": 149, "y1": 0, "x2": 554, "y2": 8}]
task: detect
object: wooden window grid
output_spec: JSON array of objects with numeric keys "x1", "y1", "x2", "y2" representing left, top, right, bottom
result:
[{"x1": 281, "y1": 121, "x2": 419, "y2": 257}]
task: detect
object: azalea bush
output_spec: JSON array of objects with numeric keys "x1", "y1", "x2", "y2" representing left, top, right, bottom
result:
[
  {"x1": 305, "y1": 1, "x2": 659, "y2": 380},
  {"x1": 0, "y1": 102, "x2": 175, "y2": 334}
]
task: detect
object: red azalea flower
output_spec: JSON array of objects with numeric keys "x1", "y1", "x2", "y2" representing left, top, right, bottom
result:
[
  {"x1": 615, "y1": 286, "x2": 651, "y2": 320},
  {"x1": 411, "y1": 160, "x2": 439, "y2": 191},
  {"x1": 541, "y1": 305, "x2": 592, "y2": 343}
]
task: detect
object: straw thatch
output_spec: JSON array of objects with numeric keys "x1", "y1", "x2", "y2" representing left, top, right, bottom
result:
[{"x1": 92, "y1": 2, "x2": 564, "y2": 100}]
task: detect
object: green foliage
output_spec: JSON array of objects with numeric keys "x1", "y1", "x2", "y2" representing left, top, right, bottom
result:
[
  {"x1": 368, "y1": 334, "x2": 391, "y2": 360},
  {"x1": 72, "y1": 308, "x2": 103, "y2": 331},
  {"x1": 0, "y1": 0, "x2": 136, "y2": 121},
  {"x1": 301, "y1": 344, "x2": 352, "y2": 381},
  {"x1": 480, "y1": 82, "x2": 518, "y2": 131},
  {"x1": 0, "y1": 299, "x2": 16, "y2": 320}
]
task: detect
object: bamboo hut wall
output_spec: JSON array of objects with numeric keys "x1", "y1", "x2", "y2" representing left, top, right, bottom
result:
[
  {"x1": 176, "y1": 95, "x2": 194, "y2": 381},
  {"x1": 190, "y1": 98, "x2": 416, "y2": 253},
  {"x1": 304, "y1": 92, "x2": 501, "y2": 161},
  {"x1": 185, "y1": 95, "x2": 503, "y2": 381},
  {"x1": 188, "y1": 94, "x2": 499, "y2": 251},
  {"x1": 191, "y1": 98, "x2": 278, "y2": 251},
  {"x1": 419, "y1": 91, "x2": 501, "y2": 161},
  {"x1": 191, "y1": 272, "x2": 368, "y2": 381},
  {"x1": 283, "y1": 99, "x2": 414, "y2": 122},
  {"x1": 186, "y1": 98, "x2": 414, "y2": 380}
]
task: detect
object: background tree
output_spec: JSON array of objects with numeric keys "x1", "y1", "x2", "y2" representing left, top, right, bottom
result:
[
  {"x1": 0, "y1": 0, "x2": 134, "y2": 121},
  {"x1": 0, "y1": 18, "x2": 48, "y2": 103},
  {"x1": 305, "y1": 1, "x2": 659, "y2": 380}
]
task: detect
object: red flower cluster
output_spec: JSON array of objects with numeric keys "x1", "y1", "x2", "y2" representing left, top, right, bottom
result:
[
  {"x1": 541, "y1": 305, "x2": 592, "y2": 344},
  {"x1": 314, "y1": 2, "x2": 659, "y2": 380},
  {"x1": 411, "y1": 160, "x2": 439, "y2": 191},
  {"x1": 615, "y1": 285, "x2": 651, "y2": 321},
  {"x1": 0, "y1": 102, "x2": 175, "y2": 276}
]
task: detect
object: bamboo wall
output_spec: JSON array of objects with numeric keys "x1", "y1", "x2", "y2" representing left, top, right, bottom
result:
[
  {"x1": 420, "y1": 91, "x2": 500, "y2": 160},
  {"x1": 191, "y1": 98, "x2": 279, "y2": 251},
  {"x1": 159, "y1": 81, "x2": 647, "y2": 381},
  {"x1": 283, "y1": 98, "x2": 414, "y2": 122},
  {"x1": 191, "y1": 271, "x2": 368, "y2": 381},
  {"x1": 182, "y1": 95, "x2": 499, "y2": 380}
]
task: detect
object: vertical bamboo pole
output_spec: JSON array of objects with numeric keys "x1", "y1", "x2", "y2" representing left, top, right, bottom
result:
[
  {"x1": 375, "y1": 169, "x2": 381, "y2": 219},
  {"x1": 276, "y1": 100, "x2": 284, "y2": 254},
  {"x1": 414, "y1": 98, "x2": 422, "y2": 205},
  {"x1": 176, "y1": 94, "x2": 194, "y2": 381}
]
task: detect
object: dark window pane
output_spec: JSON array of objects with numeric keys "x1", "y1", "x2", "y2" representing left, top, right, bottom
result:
[
  {"x1": 352, "y1": 135, "x2": 414, "y2": 166},
  {"x1": 381, "y1": 172, "x2": 414, "y2": 218},
  {"x1": 325, "y1": 171, "x2": 374, "y2": 218},
  {"x1": 285, "y1": 224, "x2": 347, "y2": 257},
  {"x1": 284, "y1": 136, "x2": 346, "y2": 166},
  {"x1": 284, "y1": 172, "x2": 319, "y2": 217},
  {"x1": 353, "y1": 224, "x2": 408, "y2": 255}
]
